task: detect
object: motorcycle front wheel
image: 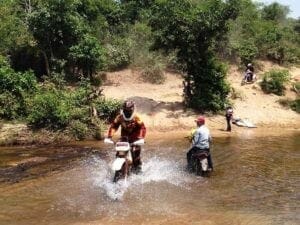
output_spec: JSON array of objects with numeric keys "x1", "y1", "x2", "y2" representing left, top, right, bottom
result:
[
  {"x1": 113, "y1": 162, "x2": 130, "y2": 182},
  {"x1": 113, "y1": 170, "x2": 122, "y2": 183}
]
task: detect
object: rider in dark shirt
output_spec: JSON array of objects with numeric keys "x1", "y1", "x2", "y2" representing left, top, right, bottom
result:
[{"x1": 244, "y1": 63, "x2": 255, "y2": 82}]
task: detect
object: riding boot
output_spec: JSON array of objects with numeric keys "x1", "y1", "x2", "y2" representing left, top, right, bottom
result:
[
  {"x1": 207, "y1": 153, "x2": 213, "y2": 171},
  {"x1": 132, "y1": 146, "x2": 142, "y2": 174}
]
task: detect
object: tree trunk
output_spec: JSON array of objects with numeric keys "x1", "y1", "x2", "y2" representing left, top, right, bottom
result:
[{"x1": 42, "y1": 51, "x2": 50, "y2": 76}]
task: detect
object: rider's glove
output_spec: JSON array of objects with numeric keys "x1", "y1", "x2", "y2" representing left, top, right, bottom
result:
[
  {"x1": 104, "y1": 137, "x2": 114, "y2": 144},
  {"x1": 133, "y1": 138, "x2": 145, "y2": 145}
]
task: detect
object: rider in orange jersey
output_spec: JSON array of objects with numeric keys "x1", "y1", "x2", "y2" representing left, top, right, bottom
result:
[{"x1": 106, "y1": 100, "x2": 146, "y2": 172}]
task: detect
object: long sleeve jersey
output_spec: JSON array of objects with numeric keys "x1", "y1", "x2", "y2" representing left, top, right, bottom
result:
[{"x1": 107, "y1": 113, "x2": 146, "y2": 143}]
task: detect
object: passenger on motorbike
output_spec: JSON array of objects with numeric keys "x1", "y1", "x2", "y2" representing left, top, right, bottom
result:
[
  {"x1": 105, "y1": 100, "x2": 146, "y2": 173},
  {"x1": 187, "y1": 116, "x2": 213, "y2": 172},
  {"x1": 243, "y1": 63, "x2": 256, "y2": 83}
]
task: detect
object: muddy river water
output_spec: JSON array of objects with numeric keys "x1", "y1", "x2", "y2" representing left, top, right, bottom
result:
[{"x1": 0, "y1": 130, "x2": 299, "y2": 225}]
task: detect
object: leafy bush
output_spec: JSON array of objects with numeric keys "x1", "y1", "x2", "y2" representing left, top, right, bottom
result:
[
  {"x1": 94, "y1": 98, "x2": 122, "y2": 122},
  {"x1": 0, "y1": 91, "x2": 21, "y2": 119},
  {"x1": 0, "y1": 58, "x2": 37, "y2": 119},
  {"x1": 68, "y1": 120, "x2": 88, "y2": 140},
  {"x1": 278, "y1": 98, "x2": 300, "y2": 113},
  {"x1": 89, "y1": 117, "x2": 106, "y2": 140},
  {"x1": 260, "y1": 69, "x2": 290, "y2": 95},
  {"x1": 290, "y1": 99, "x2": 300, "y2": 113},
  {"x1": 27, "y1": 89, "x2": 71, "y2": 129},
  {"x1": 104, "y1": 37, "x2": 131, "y2": 71},
  {"x1": 141, "y1": 64, "x2": 165, "y2": 84},
  {"x1": 90, "y1": 72, "x2": 106, "y2": 86},
  {"x1": 235, "y1": 39, "x2": 258, "y2": 66},
  {"x1": 0, "y1": 65, "x2": 37, "y2": 96}
]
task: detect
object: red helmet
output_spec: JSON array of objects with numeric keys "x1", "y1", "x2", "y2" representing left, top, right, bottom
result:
[
  {"x1": 195, "y1": 116, "x2": 205, "y2": 124},
  {"x1": 122, "y1": 100, "x2": 135, "y2": 121}
]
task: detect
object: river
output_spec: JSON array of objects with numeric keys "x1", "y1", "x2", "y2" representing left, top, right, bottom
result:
[{"x1": 0, "y1": 130, "x2": 299, "y2": 225}]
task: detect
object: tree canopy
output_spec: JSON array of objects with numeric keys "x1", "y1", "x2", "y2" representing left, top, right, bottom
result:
[{"x1": 0, "y1": 0, "x2": 299, "y2": 126}]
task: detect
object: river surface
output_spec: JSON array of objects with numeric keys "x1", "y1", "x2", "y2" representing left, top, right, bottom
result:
[{"x1": 0, "y1": 130, "x2": 299, "y2": 225}]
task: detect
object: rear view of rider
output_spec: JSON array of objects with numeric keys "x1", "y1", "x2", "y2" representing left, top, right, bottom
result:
[
  {"x1": 187, "y1": 116, "x2": 213, "y2": 171},
  {"x1": 105, "y1": 100, "x2": 146, "y2": 172},
  {"x1": 244, "y1": 63, "x2": 256, "y2": 82}
]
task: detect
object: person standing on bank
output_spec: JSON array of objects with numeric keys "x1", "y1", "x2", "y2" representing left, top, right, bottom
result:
[
  {"x1": 225, "y1": 106, "x2": 233, "y2": 132},
  {"x1": 187, "y1": 116, "x2": 213, "y2": 171}
]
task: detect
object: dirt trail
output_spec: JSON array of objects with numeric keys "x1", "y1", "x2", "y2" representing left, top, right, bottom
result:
[{"x1": 102, "y1": 63, "x2": 300, "y2": 136}]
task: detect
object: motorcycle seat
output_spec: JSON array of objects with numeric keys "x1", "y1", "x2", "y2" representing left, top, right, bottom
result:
[{"x1": 192, "y1": 151, "x2": 209, "y2": 160}]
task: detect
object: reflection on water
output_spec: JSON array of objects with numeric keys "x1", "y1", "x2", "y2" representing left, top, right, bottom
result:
[{"x1": 0, "y1": 131, "x2": 299, "y2": 225}]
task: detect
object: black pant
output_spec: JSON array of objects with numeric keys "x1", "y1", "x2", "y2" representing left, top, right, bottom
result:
[
  {"x1": 226, "y1": 117, "x2": 231, "y2": 131},
  {"x1": 187, "y1": 146, "x2": 213, "y2": 170},
  {"x1": 131, "y1": 146, "x2": 141, "y2": 169}
]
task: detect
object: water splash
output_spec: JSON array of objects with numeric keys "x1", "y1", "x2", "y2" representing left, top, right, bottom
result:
[{"x1": 91, "y1": 155, "x2": 193, "y2": 200}]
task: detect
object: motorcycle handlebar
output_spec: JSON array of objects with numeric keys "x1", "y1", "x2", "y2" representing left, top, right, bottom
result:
[{"x1": 104, "y1": 138, "x2": 145, "y2": 146}]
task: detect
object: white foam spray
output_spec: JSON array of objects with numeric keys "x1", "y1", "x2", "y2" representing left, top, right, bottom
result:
[{"x1": 91, "y1": 155, "x2": 193, "y2": 200}]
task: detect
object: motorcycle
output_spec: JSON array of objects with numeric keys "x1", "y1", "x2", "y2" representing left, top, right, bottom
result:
[
  {"x1": 189, "y1": 149, "x2": 211, "y2": 177},
  {"x1": 241, "y1": 69, "x2": 256, "y2": 85},
  {"x1": 104, "y1": 138, "x2": 144, "y2": 182}
]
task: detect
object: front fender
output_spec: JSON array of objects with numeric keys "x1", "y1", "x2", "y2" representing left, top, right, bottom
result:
[{"x1": 112, "y1": 158, "x2": 126, "y2": 171}]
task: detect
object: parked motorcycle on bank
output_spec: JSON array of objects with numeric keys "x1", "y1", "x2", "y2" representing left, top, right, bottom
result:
[{"x1": 104, "y1": 138, "x2": 144, "y2": 182}]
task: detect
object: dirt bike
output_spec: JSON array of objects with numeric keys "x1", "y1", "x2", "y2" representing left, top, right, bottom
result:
[
  {"x1": 104, "y1": 138, "x2": 144, "y2": 182},
  {"x1": 190, "y1": 149, "x2": 211, "y2": 177},
  {"x1": 241, "y1": 70, "x2": 256, "y2": 85}
]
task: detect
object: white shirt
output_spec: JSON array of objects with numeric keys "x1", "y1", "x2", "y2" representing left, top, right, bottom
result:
[{"x1": 192, "y1": 125, "x2": 211, "y2": 149}]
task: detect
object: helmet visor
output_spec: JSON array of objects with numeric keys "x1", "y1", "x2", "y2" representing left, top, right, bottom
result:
[{"x1": 123, "y1": 108, "x2": 133, "y2": 118}]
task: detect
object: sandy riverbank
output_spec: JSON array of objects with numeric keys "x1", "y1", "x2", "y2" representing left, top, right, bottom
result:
[
  {"x1": 0, "y1": 62, "x2": 299, "y2": 145},
  {"x1": 102, "y1": 64, "x2": 300, "y2": 135}
]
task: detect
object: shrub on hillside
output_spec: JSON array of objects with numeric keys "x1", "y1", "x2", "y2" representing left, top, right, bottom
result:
[
  {"x1": 141, "y1": 61, "x2": 165, "y2": 84},
  {"x1": 27, "y1": 90, "x2": 71, "y2": 129},
  {"x1": 290, "y1": 99, "x2": 300, "y2": 113},
  {"x1": 260, "y1": 69, "x2": 290, "y2": 95},
  {"x1": 0, "y1": 58, "x2": 37, "y2": 119},
  {"x1": 235, "y1": 39, "x2": 258, "y2": 66},
  {"x1": 68, "y1": 120, "x2": 88, "y2": 140},
  {"x1": 104, "y1": 37, "x2": 131, "y2": 71},
  {"x1": 0, "y1": 92, "x2": 21, "y2": 119},
  {"x1": 278, "y1": 98, "x2": 300, "y2": 113},
  {"x1": 94, "y1": 98, "x2": 122, "y2": 122}
]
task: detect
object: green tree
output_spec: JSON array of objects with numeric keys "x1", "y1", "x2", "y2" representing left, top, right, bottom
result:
[
  {"x1": 150, "y1": 0, "x2": 239, "y2": 111},
  {"x1": 120, "y1": 0, "x2": 155, "y2": 23},
  {"x1": 0, "y1": 0, "x2": 33, "y2": 55},
  {"x1": 69, "y1": 34, "x2": 106, "y2": 78},
  {"x1": 225, "y1": 0, "x2": 260, "y2": 64},
  {"x1": 261, "y1": 2, "x2": 289, "y2": 23},
  {"x1": 0, "y1": 56, "x2": 37, "y2": 119},
  {"x1": 28, "y1": 0, "x2": 88, "y2": 75}
]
